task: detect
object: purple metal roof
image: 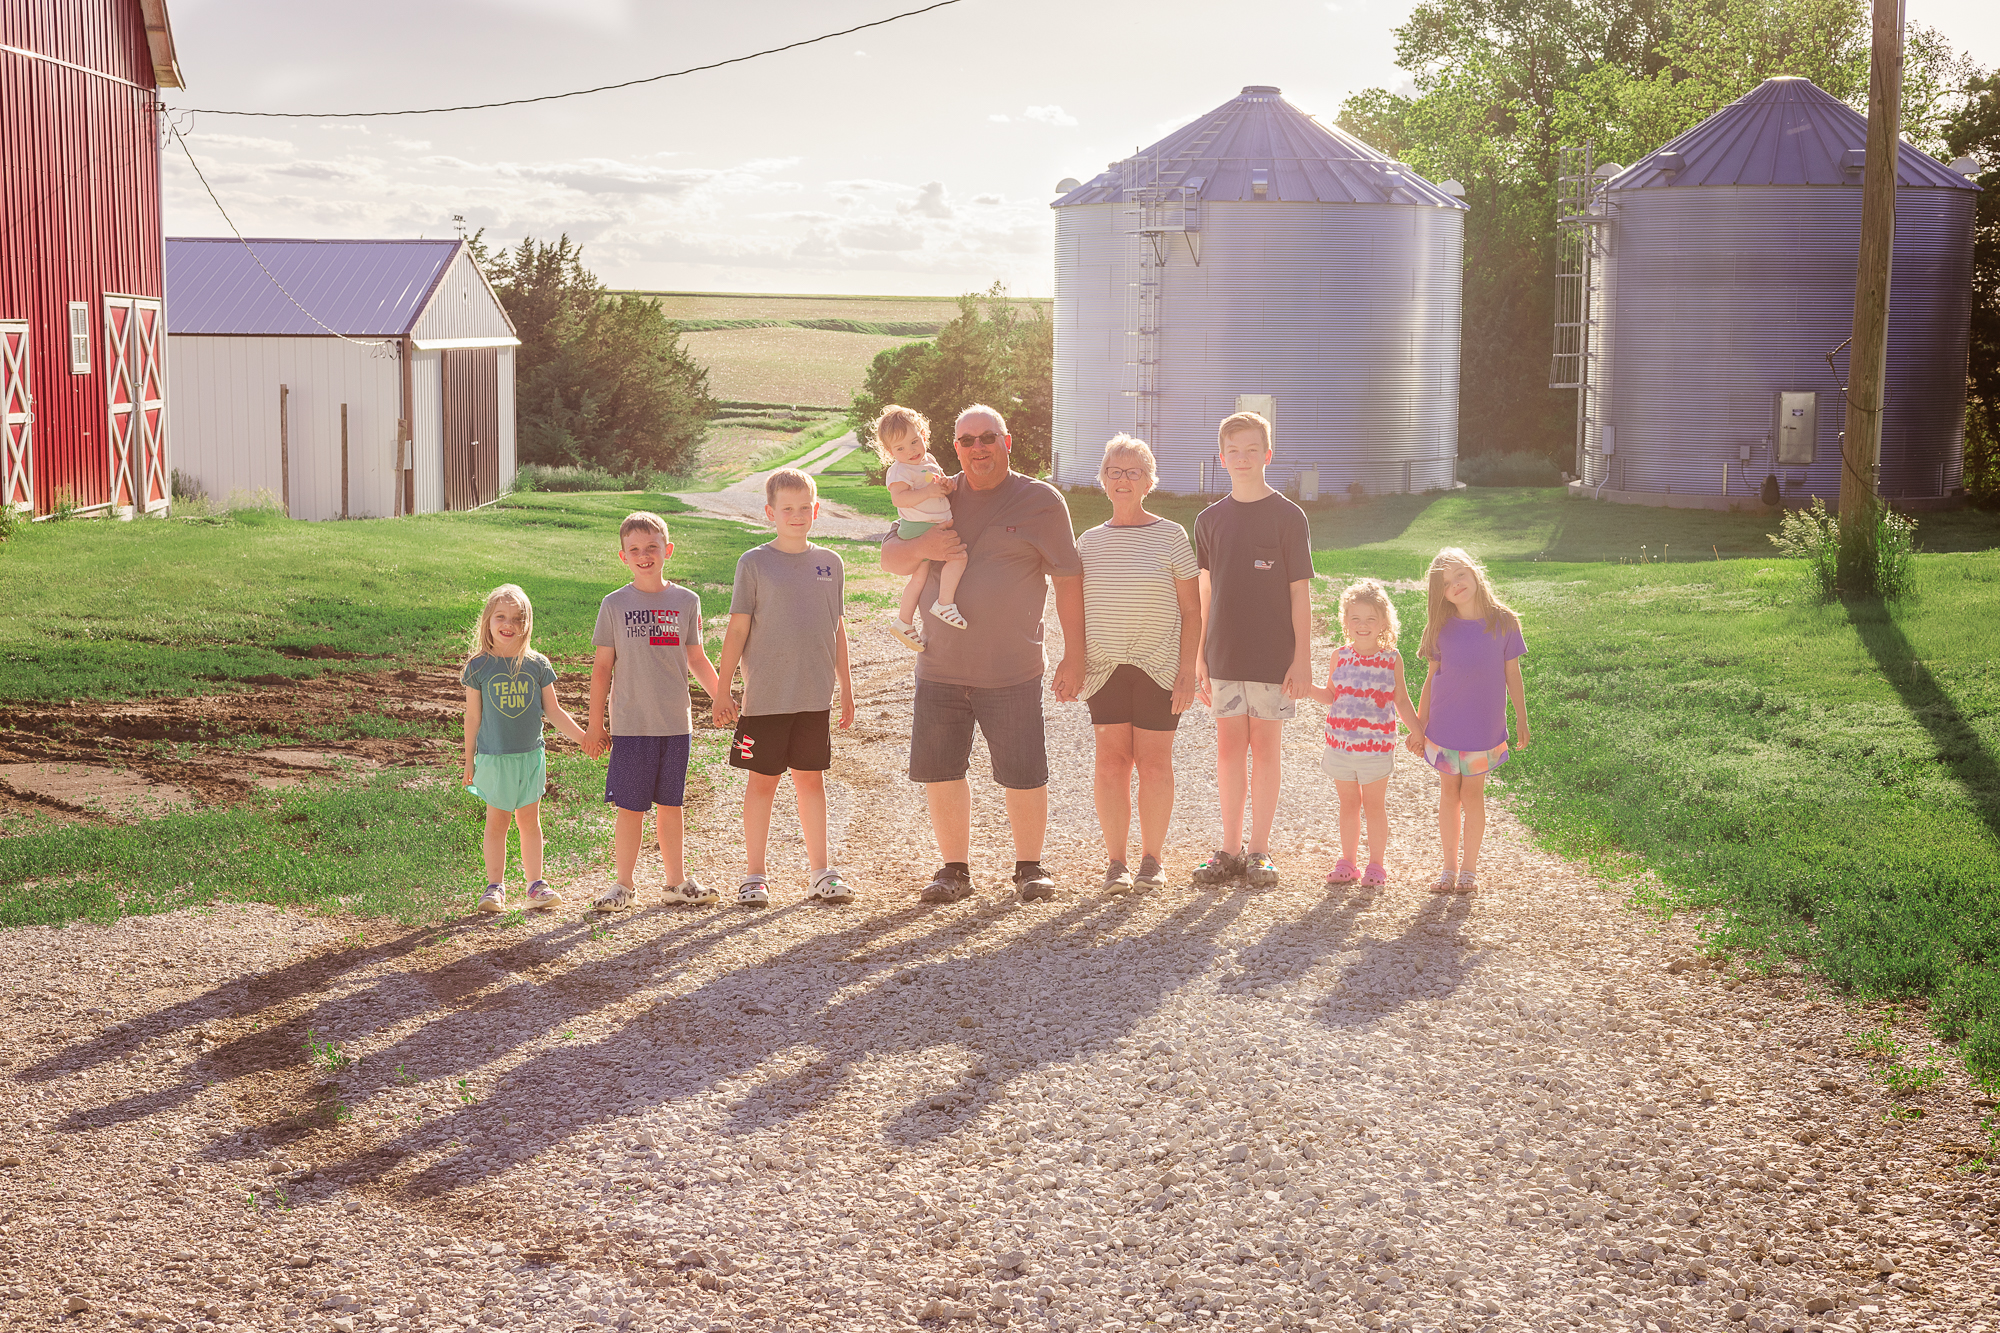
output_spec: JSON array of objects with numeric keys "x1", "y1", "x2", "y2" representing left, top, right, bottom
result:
[
  {"x1": 1053, "y1": 86, "x2": 1466, "y2": 209},
  {"x1": 164, "y1": 238, "x2": 463, "y2": 336},
  {"x1": 1610, "y1": 77, "x2": 1978, "y2": 191}
]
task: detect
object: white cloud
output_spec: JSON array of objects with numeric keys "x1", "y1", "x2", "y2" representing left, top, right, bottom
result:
[
  {"x1": 272, "y1": 159, "x2": 374, "y2": 183},
  {"x1": 903, "y1": 181, "x2": 953, "y2": 218},
  {"x1": 391, "y1": 138, "x2": 432, "y2": 152},
  {"x1": 989, "y1": 113, "x2": 1011, "y2": 123},
  {"x1": 972, "y1": 193, "x2": 1002, "y2": 205},
  {"x1": 1023, "y1": 105, "x2": 1078, "y2": 127},
  {"x1": 189, "y1": 132, "x2": 295, "y2": 154}
]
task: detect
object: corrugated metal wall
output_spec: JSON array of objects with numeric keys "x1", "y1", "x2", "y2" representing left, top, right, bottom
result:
[
  {"x1": 166, "y1": 335, "x2": 403, "y2": 521},
  {"x1": 410, "y1": 348, "x2": 442, "y2": 513},
  {"x1": 441, "y1": 347, "x2": 499, "y2": 510},
  {"x1": 410, "y1": 249, "x2": 516, "y2": 343},
  {"x1": 1054, "y1": 201, "x2": 1464, "y2": 495},
  {"x1": 1, "y1": 1, "x2": 166, "y2": 516},
  {"x1": 496, "y1": 346, "x2": 516, "y2": 487},
  {"x1": 1584, "y1": 186, "x2": 1975, "y2": 501}
]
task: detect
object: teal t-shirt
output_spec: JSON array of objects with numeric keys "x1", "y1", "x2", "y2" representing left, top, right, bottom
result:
[{"x1": 462, "y1": 652, "x2": 558, "y2": 754}]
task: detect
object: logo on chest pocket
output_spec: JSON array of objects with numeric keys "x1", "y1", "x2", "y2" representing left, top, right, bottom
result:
[{"x1": 1252, "y1": 545, "x2": 1279, "y2": 572}]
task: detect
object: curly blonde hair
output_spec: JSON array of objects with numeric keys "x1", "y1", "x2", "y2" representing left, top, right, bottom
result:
[
  {"x1": 1338, "y1": 578, "x2": 1401, "y2": 645},
  {"x1": 870, "y1": 404, "x2": 930, "y2": 463}
]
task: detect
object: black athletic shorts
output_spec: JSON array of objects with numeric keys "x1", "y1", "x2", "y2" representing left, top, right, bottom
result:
[
  {"x1": 728, "y1": 710, "x2": 833, "y2": 776},
  {"x1": 1084, "y1": 663, "x2": 1180, "y2": 732}
]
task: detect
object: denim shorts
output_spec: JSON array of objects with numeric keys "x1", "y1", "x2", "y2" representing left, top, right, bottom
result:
[
  {"x1": 605, "y1": 733, "x2": 692, "y2": 811},
  {"x1": 908, "y1": 676, "x2": 1049, "y2": 789}
]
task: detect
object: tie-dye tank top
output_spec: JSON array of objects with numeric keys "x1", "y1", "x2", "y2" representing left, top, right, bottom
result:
[{"x1": 1323, "y1": 645, "x2": 1400, "y2": 756}]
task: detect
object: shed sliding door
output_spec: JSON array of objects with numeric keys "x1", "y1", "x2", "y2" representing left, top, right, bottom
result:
[{"x1": 441, "y1": 347, "x2": 498, "y2": 511}]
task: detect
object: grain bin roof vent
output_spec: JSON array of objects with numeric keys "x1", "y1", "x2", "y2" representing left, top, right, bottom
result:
[
  {"x1": 1051, "y1": 84, "x2": 1467, "y2": 209},
  {"x1": 1608, "y1": 77, "x2": 1976, "y2": 191}
]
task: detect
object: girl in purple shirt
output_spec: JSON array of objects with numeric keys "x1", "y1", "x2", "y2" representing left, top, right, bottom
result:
[{"x1": 1410, "y1": 548, "x2": 1531, "y2": 894}]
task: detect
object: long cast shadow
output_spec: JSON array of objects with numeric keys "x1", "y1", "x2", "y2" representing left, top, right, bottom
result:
[{"x1": 1849, "y1": 599, "x2": 2000, "y2": 846}]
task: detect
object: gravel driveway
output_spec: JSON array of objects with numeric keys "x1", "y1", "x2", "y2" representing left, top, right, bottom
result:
[{"x1": 3, "y1": 594, "x2": 1995, "y2": 1333}]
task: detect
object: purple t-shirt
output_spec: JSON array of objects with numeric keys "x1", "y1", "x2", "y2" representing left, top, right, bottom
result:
[{"x1": 1422, "y1": 615, "x2": 1526, "y2": 752}]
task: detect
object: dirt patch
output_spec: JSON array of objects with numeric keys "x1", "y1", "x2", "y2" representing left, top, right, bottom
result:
[{"x1": 0, "y1": 664, "x2": 553, "y2": 831}]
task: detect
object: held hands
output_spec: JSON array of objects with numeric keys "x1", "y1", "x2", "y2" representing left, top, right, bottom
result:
[
  {"x1": 583, "y1": 727, "x2": 607, "y2": 761},
  {"x1": 1405, "y1": 731, "x2": 1426, "y2": 757},
  {"x1": 1050, "y1": 655, "x2": 1085, "y2": 704},
  {"x1": 711, "y1": 694, "x2": 740, "y2": 729},
  {"x1": 1281, "y1": 660, "x2": 1310, "y2": 701}
]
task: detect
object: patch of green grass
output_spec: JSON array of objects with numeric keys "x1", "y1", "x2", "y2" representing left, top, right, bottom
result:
[{"x1": 0, "y1": 491, "x2": 755, "y2": 700}]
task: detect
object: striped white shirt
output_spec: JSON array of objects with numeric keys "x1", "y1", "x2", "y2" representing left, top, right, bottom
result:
[{"x1": 1076, "y1": 518, "x2": 1198, "y2": 699}]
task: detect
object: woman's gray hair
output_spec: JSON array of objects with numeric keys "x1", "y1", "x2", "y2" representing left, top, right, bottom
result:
[{"x1": 1099, "y1": 434, "x2": 1158, "y2": 488}]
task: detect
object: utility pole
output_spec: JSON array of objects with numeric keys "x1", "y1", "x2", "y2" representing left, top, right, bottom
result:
[{"x1": 1838, "y1": 0, "x2": 1904, "y2": 592}]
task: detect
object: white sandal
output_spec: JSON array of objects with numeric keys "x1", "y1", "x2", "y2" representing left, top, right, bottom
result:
[{"x1": 928, "y1": 601, "x2": 969, "y2": 630}]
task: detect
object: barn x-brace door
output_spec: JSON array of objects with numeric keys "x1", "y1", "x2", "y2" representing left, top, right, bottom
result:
[
  {"x1": 1, "y1": 322, "x2": 31, "y2": 514},
  {"x1": 103, "y1": 296, "x2": 168, "y2": 516}
]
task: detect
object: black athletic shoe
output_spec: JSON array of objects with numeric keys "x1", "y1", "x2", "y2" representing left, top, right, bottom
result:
[
  {"x1": 919, "y1": 865, "x2": 973, "y2": 904},
  {"x1": 1013, "y1": 863, "x2": 1056, "y2": 902},
  {"x1": 1191, "y1": 849, "x2": 1243, "y2": 887}
]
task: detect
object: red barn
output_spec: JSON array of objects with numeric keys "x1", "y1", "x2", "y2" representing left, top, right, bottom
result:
[{"x1": 1, "y1": 0, "x2": 182, "y2": 519}]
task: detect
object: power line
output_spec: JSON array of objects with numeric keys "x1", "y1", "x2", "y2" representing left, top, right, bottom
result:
[
  {"x1": 166, "y1": 125, "x2": 396, "y2": 350},
  {"x1": 168, "y1": 0, "x2": 967, "y2": 120}
]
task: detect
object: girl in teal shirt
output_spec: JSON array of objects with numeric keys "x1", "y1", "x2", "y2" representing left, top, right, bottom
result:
[{"x1": 462, "y1": 584, "x2": 590, "y2": 912}]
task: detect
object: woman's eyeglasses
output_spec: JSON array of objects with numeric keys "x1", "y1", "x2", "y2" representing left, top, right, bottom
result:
[
  {"x1": 954, "y1": 431, "x2": 1003, "y2": 448},
  {"x1": 1102, "y1": 467, "x2": 1148, "y2": 481}
]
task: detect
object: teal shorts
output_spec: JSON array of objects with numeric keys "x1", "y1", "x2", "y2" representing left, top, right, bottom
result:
[
  {"x1": 468, "y1": 747, "x2": 547, "y2": 811},
  {"x1": 896, "y1": 518, "x2": 936, "y2": 540}
]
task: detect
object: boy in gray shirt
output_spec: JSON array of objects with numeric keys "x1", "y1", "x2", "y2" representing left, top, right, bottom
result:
[
  {"x1": 712, "y1": 469, "x2": 857, "y2": 906},
  {"x1": 587, "y1": 510, "x2": 726, "y2": 911}
]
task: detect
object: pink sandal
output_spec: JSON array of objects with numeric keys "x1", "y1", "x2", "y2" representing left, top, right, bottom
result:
[
  {"x1": 1361, "y1": 862, "x2": 1387, "y2": 888},
  {"x1": 1324, "y1": 858, "x2": 1360, "y2": 886}
]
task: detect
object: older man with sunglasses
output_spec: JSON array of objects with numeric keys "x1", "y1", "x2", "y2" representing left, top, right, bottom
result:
[{"x1": 880, "y1": 404, "x2": 1085, "y2": 904}]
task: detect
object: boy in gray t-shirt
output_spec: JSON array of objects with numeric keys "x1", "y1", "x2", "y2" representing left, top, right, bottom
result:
[
  {"x1": 586, "y1": 511, "x2": 726, "y2": 912},
  {"x1": 712, "y1": 470, "x2": 857, "y2": 906}
]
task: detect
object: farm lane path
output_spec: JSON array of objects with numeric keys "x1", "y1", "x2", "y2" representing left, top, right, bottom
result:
[
  {"x1": 672, "y1": 433, "x2": 881, "y2": 539},
  {"x1": 3, "y1": 592, "x2": 1995, "y2": 1333}
]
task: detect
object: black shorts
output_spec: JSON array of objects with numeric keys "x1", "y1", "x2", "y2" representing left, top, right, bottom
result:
[
  {"x1": 728, "y1": 710, "x2": 832, "y2": 776},
  {"x1": 1084, "y1": 663, "x2": 1180, "y2": 732}
]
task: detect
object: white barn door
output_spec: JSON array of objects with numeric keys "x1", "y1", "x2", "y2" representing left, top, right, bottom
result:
[
  {"x1": 104, "y1": 296, "x2": 169, "y2": 517},
  {"x1": 1, "y1": 321, "x2": 30, "y2": 514}
]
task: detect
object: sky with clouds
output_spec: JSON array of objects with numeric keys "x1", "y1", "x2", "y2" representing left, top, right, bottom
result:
[{"x1": 160, "y1": 0, "x2": 2000, "y2": 298}]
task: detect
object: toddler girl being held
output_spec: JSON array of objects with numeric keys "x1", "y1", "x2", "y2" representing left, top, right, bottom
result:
[
  {"x1": 1307, "y1": 579, "x2": 1421, "y2": 889},
  {"x1": 462, "y1": 584, "x2": 590, "y2": 912},
  {"x1": 874, "y1": 404, "x2": 968, "y2": 650},
  {"x1": 1411, "y1": 548, "x2": 1531, "y2": 893}
]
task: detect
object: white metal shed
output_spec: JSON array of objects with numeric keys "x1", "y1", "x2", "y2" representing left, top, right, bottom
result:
[{"x1": 164, "y1": 237, "x2": 519, "y2": 520}]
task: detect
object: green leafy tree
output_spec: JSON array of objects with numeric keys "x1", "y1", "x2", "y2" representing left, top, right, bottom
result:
[
  {"x1": 1946, "y1": 73, "x2": 2000, "y2": 505},
  {"x1": 849, "y1": 286, "x2": 1054, "y2": 475},
  {"x1": 473, "y1": 234, "x2": 712, "y2": 478}
]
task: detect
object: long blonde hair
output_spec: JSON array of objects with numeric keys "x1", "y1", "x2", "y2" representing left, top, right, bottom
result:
[
  {"x1": 1419, "y1": 548, "x2": 1517, "y2": 661},
  {"x1": 471, "y1": 584, "x2": 534, "y2": 662}
]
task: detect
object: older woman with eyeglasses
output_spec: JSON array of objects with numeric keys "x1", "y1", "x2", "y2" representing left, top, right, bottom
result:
[{"x1": 1074, "y1": 435, "x2": 1201, "y2": 892}]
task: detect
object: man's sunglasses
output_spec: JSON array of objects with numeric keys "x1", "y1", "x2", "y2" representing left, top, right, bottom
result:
[{"x1": 955, "y1": 431, "x2": 1003, "y2": 448}]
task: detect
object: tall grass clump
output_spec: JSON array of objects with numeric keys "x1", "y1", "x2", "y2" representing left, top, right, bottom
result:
[
  {"x1": 1769, "y1": 498, "x2": 1918, "y2": 601},
  {"x1": 512, "y1": 463, "x2": 631, "y2": 493}
]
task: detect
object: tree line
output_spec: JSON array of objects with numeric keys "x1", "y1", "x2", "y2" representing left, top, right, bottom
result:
[{"x1": 1337, "y1": 0, "x2": 1997, "y2": 500}]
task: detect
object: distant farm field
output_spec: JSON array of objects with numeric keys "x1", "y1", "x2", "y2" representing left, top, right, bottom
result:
[
  {"x1": 680, "y1": 324, "x2": 920, "y2": 407},
  {"x1": 621, "y1": 290, "x2": 1043, "y2": 327}
]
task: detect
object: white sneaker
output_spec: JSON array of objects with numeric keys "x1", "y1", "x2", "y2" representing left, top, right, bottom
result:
[
  {"x1": 590, "y1": 882, "x2": 635, "y2": 912},
  {"x1": 808, "y1": 868, "x2": 855, "y2": 903},
  {"x1": 661, "y1": 878, "x2": 718, "y2": 906},
  {"x1": 477, "y1": 884, "x2": 506, "y2": 913},
  {"x1": 736, "y1": 876, "x2": 771, "y2": 907},
  {"x1": 525, "y1": 880, "x2": 561, "y2": 910}
]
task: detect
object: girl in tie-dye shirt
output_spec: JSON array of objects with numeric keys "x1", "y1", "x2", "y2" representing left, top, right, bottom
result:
[{"x1": 1304, "y1": 579, "x2": 1422, "y2": 890}]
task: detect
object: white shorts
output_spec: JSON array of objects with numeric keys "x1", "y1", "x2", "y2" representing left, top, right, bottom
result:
[
  {"x1": 1322, "y1": 746, "x2": 1394, "y2": 785},
  {"x1": 1209, "y1": 678, "x2": 1295, "y2": 722}
]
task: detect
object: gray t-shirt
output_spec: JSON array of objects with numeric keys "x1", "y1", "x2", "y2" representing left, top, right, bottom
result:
[
  {"x1": 461, "y1": 651, "x2": 558, "y2": 754},
  {"x1": 915, "y1": 472, "x2": 1083, "y2": 689},
  {"x1": 592, "y1": 582, "x2": 703, "y2": 736},
  {"x1": 729, "y1": 542, "x2": 845, "y2": 716}
]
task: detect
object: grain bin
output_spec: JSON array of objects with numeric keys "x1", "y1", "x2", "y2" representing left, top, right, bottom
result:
[
  {"x1": 1052, "y1": 86, "x2": 1468, "y2": 495},
  {"x1": 1570, "y1": 77, "x2": 1979, "y2": 507}
]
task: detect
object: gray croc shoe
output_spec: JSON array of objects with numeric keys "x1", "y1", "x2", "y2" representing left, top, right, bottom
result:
[
  {"x1": 736, "y1": 875, "x2": 771, "y2": 907},
  {"x1": 808, "y1": 868, "x2": 855, "y2": 903}
]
